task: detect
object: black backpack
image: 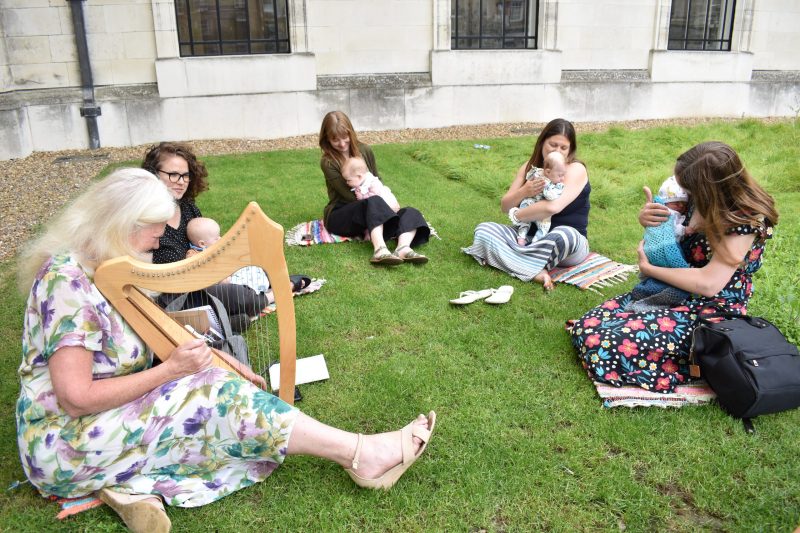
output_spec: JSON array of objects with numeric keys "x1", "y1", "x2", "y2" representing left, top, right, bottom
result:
[{"x1": 691, "y1": 313, "x2": 800, "y2": 426}]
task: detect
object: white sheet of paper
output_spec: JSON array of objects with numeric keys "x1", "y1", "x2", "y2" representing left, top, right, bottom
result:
[{"x1": 269, "y1": 354, "x2": 329, "y2": 391}]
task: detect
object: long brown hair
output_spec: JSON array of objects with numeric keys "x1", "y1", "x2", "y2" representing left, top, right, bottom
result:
[
  {"x1": 675, "y1": 141, "x2": 778, "y2": 264},
  {"x1": 525, "y1": 118, "x2": 578, "y2": 174},
  {"x1": 319, "y1": 111, "x2": 362, "y2": 166},
  {"x1": 141, "y1": 141, "x2": 209, "y2": 201}
]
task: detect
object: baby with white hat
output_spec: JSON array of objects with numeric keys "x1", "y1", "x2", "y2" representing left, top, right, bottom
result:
[
  {"x1": 624, "y1": 175, "x2": 692, "y2": 312},
  {"x1": 656, "y1": 176, "x2": 689, "y2": 240},
  {"x1": 657, "y1": 175, "x2": 689, "y2": 239}
]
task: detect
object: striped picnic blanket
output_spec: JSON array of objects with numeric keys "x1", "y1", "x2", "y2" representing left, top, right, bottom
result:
[
  {"x1": 549, "y1": 252, "x2": 638, "y2": 293},
  {"x1": 286, "y1": 219, "x2": 440, "y2": 247},
  {"x1": 285, "y1": 220, "x2": 359, "y2": 246},
  {"x1": 593, "y1": 379, "x2": 716, "y2": 409}
]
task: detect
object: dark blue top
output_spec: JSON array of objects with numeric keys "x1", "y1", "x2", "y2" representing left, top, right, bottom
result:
[{"x1": 550, "y1": 178, "x2": 590, "y2": 237}]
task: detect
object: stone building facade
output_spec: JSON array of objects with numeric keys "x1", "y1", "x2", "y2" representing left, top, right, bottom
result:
[{"x1": 1, "y1": 0, "x2": 799, "y2": 160}]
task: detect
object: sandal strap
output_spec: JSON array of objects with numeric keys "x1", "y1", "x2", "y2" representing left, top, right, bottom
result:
[
  {"x1": 351, "y1": 434, "x2": 365, "y2": 470},
  {"x1": 398, "y1": 420, "x2": 432, "y2": 465},
  {"x1": 411, "y1": 425, "x2": 432, "y2": 444}
]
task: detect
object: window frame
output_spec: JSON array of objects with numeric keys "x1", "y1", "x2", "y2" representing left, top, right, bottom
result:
[
  {"x1": 450, "y1": 0, "x2": 540, "y2": 50},
  {"x1": 667, "y1": 0, "x2": 737, "y2": 51},
  {"x1": 174, "y1": 0, "x2": 292, "y2": 58}
]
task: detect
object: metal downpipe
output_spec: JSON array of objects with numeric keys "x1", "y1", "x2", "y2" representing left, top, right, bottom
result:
[{"x1": 68, "y1": 0, "x2": 101, "y2": 149}]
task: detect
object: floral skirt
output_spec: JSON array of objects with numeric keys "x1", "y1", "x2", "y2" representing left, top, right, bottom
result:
[
  {"x1": 19, "y1": 368, "x2": 298, "y2": 507},
  {"x1": 567, "y1": 292, "x2": 725, "y2": 393}
]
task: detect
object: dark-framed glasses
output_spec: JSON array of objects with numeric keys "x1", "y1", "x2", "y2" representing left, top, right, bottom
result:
[{"x1": 158, "y1": 169, "x2": 192, "y2": 183}]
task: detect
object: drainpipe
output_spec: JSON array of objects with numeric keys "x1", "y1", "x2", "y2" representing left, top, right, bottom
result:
[{"x1": 68, "y1": 0, "x2": 101, "y2": 149}]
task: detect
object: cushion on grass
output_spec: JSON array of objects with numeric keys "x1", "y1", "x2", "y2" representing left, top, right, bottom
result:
[{"x1": 592, "y1": 379, "x2": 716, "y2": 409}]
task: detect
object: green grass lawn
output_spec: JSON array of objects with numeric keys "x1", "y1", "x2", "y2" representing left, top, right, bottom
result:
[{"x1": 1, "y1": 119, "x2": 799, "y2": 532}]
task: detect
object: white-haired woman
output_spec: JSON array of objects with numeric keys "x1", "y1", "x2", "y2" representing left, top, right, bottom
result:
[{"x1": 16, "y1": 169, "x2": 435, "y2": 533}]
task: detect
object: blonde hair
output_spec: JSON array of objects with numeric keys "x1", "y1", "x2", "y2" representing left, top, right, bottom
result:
[
  {"x1": 186, "y1": 217, "x2": 220, "y2": 247},
  {"x1": 17, "y1": 168, "x2": 176, "y2": 294},
  {"x1": 319, "y1": 111, "x2": 363, "y2": 166},
  {"x1": 543, "y1": 151, "x2": 566, "y2": 171},
  {"x1": 341, "y1": 156, "x2": 367, "y2": 178}
]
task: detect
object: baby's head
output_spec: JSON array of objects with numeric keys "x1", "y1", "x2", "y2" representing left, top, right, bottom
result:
[
  {"x1": 658, "y1": 175, "x2": 689, "y2": 214},
  {"x1": 342, "y1": 157, "x2": 369, "y2": 188},
  {"x1": 186, "y1": 217, "x2": 221, "y2": 250},
  {"x1": 543, "y1": 151, "x2": 567, "y2": 183}
]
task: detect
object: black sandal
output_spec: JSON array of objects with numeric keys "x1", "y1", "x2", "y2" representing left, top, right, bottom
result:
[{"x1": 289, "y1": 274, "x2": 312, "y2": 293}]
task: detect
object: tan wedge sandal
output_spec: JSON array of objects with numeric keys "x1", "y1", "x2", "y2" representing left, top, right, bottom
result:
[
  {"x1": 98, "y1": 488, "x2": 171, "y2": 533},
  {"x1": 345, "y1": 411, "x2": 436, "y2": 490}
]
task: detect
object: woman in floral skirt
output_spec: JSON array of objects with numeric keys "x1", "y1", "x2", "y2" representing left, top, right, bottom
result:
[
  {"x1": 568, "y1": 141, "x2": 778, "y2": 393},
  {"x1": 16, "y1": 169, "x2": 435, "y2": 533}
]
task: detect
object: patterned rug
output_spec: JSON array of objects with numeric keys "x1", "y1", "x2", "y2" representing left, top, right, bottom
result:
[
  {"x1": 285, "y1": 219, "x2": 440, "y2": 247},
  {"x1": 285, "y1": 220, "x2": 359, "y2": 246},
  {"x1": 548, "y1": 252, "x2": 638, "y2": 293},
  {"x1": 48, "y1": 494, "x2": 104, "y2": 519},
  {"x1": 593, "y1": 379, "x2": 716, "y2": 408}
]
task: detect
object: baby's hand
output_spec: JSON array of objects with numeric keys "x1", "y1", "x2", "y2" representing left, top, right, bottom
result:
[{"x1": 186, "y1": 249, "x2": 199, "y2": 258}]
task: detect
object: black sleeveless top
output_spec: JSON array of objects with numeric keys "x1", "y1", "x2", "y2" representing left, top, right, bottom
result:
[{"x1": 550, "y1": 179, "x2": 590, "y2": 237}]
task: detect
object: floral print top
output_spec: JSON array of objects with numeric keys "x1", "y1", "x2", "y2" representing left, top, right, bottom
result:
[{"x1": 16, "y1": 253, "x2": 298, "y2": 505}]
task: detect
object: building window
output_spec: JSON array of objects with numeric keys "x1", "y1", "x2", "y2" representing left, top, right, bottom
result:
[
  {"x1": 451, "y1": 0, "x2": 538, "y2": 50},
  {"x1": 668, "y1": 0, "x2": 736, "y2": 51},
  {"x1": 175, "y1": 0, "x2": 290, "y2": 57}
]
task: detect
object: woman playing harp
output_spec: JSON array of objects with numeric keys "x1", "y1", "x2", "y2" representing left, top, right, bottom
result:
[{"x1": 15, "y1": 169, "x2": 436, "y2": 533}]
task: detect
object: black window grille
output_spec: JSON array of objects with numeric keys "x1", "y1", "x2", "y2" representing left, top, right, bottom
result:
[
  {"x1": 668, "y1": 0, "x2": 736, "y2": 51},
  {"x1": 175, "y1": 0, "x2": 290, "y2": 57},
  {"x1": 452, "y1": 0, "x2": 538, "y2": 50}
]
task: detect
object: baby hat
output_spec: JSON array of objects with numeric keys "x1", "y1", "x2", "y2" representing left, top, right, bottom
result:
[{"x1": 658, "y1": 175, "x2": 688, "y2": 203}]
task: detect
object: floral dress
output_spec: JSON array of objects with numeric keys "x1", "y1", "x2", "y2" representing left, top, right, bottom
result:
[
  {"x1": 568, "y1": 215, "x2": 773, "y2": 393},
  {"x1": 16, "y1": 253, "x2": 298, "y2": 507}
]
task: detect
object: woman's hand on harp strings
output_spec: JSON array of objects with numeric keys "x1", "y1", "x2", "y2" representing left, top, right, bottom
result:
[
  {"x1": 211, "y1": 348, "x2": 268, "y2": 390},
  {"x1": 240, "y1": 367, "x2": 268, "y2": 390},
  {"x1": 166, "y1": 339, "x2": 214, "y2": 379}
]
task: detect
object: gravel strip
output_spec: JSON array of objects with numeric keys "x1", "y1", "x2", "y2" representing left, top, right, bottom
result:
[{"x1": 0, "y1": 117, "x2": 786, "y2": 266}]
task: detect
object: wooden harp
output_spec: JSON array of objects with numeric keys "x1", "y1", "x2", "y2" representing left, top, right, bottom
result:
[{"x1": 94, "y1": 202, "x2": 297, "y2": 404}]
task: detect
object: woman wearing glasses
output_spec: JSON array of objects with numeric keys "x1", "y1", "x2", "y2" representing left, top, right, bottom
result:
[
  {"x1": 142, "y1": 142, "x2": 208, "y2": 264},
  {"x1": 141, "y1": 142, "x2": 270, "y2": 329}
]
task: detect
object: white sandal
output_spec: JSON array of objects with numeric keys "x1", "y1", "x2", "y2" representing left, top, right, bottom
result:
[
  {"x1": 449, "y1": 288, "x2": 495, "y2": 305},
  {"x1": 484, "y1": 285, "x2": 514, "y2": 304}
]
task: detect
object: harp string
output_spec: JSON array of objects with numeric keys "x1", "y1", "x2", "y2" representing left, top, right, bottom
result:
[{"x1": 157, "y1": 273, "x2": 273, "y2": 387}]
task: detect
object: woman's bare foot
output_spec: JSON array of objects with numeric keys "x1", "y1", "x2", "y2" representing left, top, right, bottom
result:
[
  {"x1": 349, "y1": 414, "x2": 430, "y2": 480},
  {"x1": 534, "y1": 270, "x2": 554, "y2": 292}
]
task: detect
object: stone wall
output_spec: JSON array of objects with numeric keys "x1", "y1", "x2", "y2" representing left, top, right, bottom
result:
[{"x1": 2, "y1": 0, "x2": 800, "y2": 159}]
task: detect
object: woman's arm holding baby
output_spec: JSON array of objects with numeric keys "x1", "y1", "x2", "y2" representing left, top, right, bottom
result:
[
  {"x1": 637, "y1": 233, "x2": 755, "y2": 297},
  {"x1": 511, "y1": 162, "x2": 587, "y2": 222},
  {"x1": 500, "y1": 164, "x2": 546, "y2": 212}
]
